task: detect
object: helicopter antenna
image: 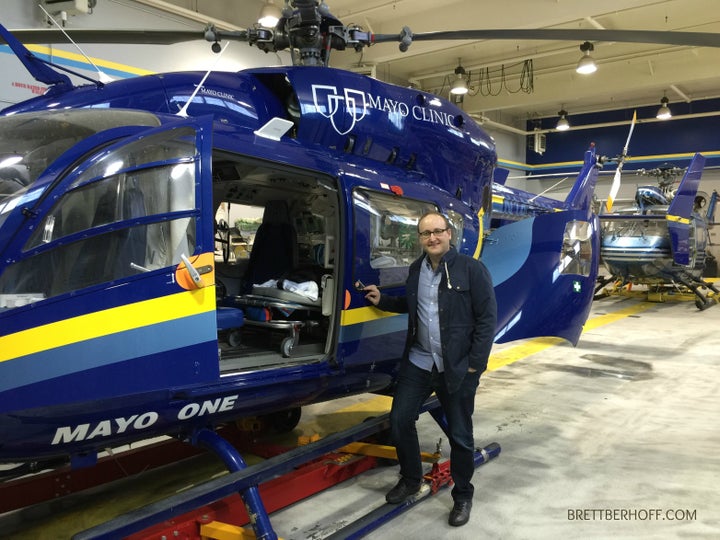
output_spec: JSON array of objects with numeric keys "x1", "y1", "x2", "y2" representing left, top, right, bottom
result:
[
  {"x1": 177, "y1": 41, "x2": 230, "y2": 118},
  {"x1": 604, "y1": 110, "x2": 637, "y2": 213},
  {"x1": 38, "y1": 4, "x2": 113, "y2": 84},
  {"x1": 529, "y1": 176, "x2": 571, "y2": 202}
]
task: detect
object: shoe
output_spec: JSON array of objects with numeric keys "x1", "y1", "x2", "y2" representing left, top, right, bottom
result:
[
  {"x1": 385, "y1": 478, "x2": 421, "y2": 504},
  {"x1": 448, "y1": 500, "x2": 472, "y2": 527}
]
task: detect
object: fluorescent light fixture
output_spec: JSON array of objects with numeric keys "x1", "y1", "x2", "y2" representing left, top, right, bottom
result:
[
  {"x1": 656, "y1": 96, "x2": 672, "y2": 120},
  {"x1": 450, "y1": 63, "x2": 468, "y2": 95},
  {"x1": 576, "y1": 41, "x2": 597, "y2": 74},
  {"x1": 556, "y1": 109, "x2": 570, "y2": 131},
  {"x1": 258, "y1": 0, "x2": 282, "y2": 28}
]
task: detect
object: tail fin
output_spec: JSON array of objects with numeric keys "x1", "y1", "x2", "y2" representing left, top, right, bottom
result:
[
  {"x1": 667, "y1": 153, "x2": 706, "y2": 265},
  {"x1": 493, "y1": 167, "x2": 510, "y2": 186},
  {"x1": 563, "y1": 144, "x2": 599, "y2": 214},
  {"x1": 0, "y1": 22, "x2": 72, "y2": 92}
]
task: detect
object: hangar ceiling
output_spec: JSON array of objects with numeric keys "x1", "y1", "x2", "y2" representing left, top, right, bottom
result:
[
  {"x1": 11, "y1": 1, "x2": 716, "y2": 130},
  {"x1": 138, "y1": 0, "x2": 720, "y2": 129}
]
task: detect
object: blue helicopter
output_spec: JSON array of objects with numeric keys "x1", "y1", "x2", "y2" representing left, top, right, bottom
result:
[
  {"x1": 0, "y1": 2, "x2": 604, "y2": 471},
  {"x1": 11, "y1": 3, "x2": 720, "y2": 534},
  {"x1": 598, "y1": 154, "x2": 719, "y2": 309}
]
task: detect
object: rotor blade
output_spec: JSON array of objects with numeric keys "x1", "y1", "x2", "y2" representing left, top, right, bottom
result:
[
  {"x1": 604, "y1": 111, "x2": 637, "y2": 214},
  {"x1": 0, "y1": 28, "x2": 240, "y2": 46},
  {"x1": 8, "y1": 27, "x2": 720, "y2": 49},
  {"x1": 604, "y1": 169, "x2": 623, "y2": 214},
  {"x1": 374, "y1": 28, "x2": 720, "y2": 48},
  {"x1": 621, "y1": 110, "x2": 637, "y2": 157}
]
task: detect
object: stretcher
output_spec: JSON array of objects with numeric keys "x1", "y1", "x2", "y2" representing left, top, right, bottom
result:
[{"x1": 223, "y1": 278, "x2": 328, "y2": 357}]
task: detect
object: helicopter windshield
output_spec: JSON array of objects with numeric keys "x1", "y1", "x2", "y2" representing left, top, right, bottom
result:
[{"x1": 0, "y1": 109, "x2": 162, "y2": 206}]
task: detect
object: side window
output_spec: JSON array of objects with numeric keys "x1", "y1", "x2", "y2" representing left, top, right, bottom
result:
[
  {"x1": 353, "y1": 189, "x2": 434, "y2": 286},
  {"x1": 214, "y1": 202, "x2": 263, "y2": 263},
  {"x1": 444, "y1": 209, "x2": 464, "y2": 247},
  {"x1": 559, "y1": 220, "x2": 593, "y2": 277},
  {"x1": 0, "y1": 127, "x2": 199, "y2": 307},
  {"x1": 294, "y1": 210, "x2": 329, "y2": 266},
  {"x1": 168, "y1": 93, "x2": 258, "y2": 127}
]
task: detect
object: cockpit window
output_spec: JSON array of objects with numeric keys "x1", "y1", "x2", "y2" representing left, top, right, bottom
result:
[
  {"x1": 25, "y1": 126, "x2": 197, "y2": 250},
  {"x1": 0, "y1": 109, "x2": 161, "y2": 204},
  {"x1": 0, "y1": 117, "x2": 199, "y2": 308}
]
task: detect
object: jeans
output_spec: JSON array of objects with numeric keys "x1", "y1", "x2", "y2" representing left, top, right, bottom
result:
[{"x1": 390, "y1": 361, "x2": 481, "y2": 502}]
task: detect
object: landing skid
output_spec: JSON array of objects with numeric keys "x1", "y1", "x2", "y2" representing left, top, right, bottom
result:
[
  {"x1": 323, "y1": 442, "x2": 500, "y2": 540},
  {"x1": 673, "y1": 274, "x2": 720, "y2": 310},
  {"x1": 594, "y1": 274, "x2": 720, "y2": 310},
  {"x1": 593, "y1": 275, "x2": 618, "y2": 300},
  {"x1": 73, "y1": 397, "x2": 500, "y2": 540},
  {"x1": 0, "y1": 457, "x2": 68, "y2": 481}
]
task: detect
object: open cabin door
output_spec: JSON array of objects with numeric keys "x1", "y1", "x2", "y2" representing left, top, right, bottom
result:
[
  {"x1": 0, "y1": 114, "x2": 218, "y2": 412},
  {"x1": 211, "y1": 160, "x2": 340, "y2": 372}
]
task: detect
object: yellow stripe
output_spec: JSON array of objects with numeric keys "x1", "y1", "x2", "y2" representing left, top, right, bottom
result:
[
  {"x1": 498, "y1": 151, "x2": 720, "y2": 173},
  {"x1": 496, "y1": 157, "x2": 584, "y2": 169},
  {"x1": 26, "y1": 44, "x2": 154, "y2": 76},
  {"x1": 473, "y1": 207, "x2": 484, "y2": 259},
  {"x1": 0, "y1": 289, "x2": 214, "y2": 363},
  {"x1": 487, "y1": 301, "x2": 655, "y2": 371},
  {"x1": 341, "y1": 305, "x2": 396, "y2": 326},
  {"x1": 667, "y1": 214, "x2": 691, "y2": 225},
  {"x1": 497, "y1": 158, "x2": 527, "y2": 168}
]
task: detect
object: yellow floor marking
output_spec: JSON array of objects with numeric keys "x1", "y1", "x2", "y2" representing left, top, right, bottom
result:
[
  {"x1": 334, "y1": 395, "x2": 393, "y2": 415},
  {"x1": 200, "y1": 520, "x2": 284, "y2": 540}
]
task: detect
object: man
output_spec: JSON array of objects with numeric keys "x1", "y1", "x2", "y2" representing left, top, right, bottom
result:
[{"x1": 360, "y1": 211, "x2": 496, "y2": 527}]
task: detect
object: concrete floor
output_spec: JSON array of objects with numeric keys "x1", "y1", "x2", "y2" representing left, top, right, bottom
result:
[
  {"x1": 269, "y1": 293, "x2": 720, "y2": 539},
  {"x1": 3, "y1": 292, "x2": 720, "y2": 539}
]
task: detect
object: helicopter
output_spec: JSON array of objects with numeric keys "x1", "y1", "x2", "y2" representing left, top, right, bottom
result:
[
  {"x1": 2, "y1": 1, "x2": 716, "y2": 534},
  {"x1": 0, "y1": 0, "x2": 604, "y2": 460},
  {"x1": 597, "y1": 154, "x2": 720, "y2": 309}
]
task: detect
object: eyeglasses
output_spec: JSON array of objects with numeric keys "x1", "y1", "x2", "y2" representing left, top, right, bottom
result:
[{"x1": 418, "y1": 228, "x2": 448, "y2": 238}]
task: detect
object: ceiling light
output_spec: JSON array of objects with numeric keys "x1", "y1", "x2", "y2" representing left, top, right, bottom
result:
[
  {"x1": 450, "y1": 62, "x2": 469, "y2": 95},
  {"x1": 656, "y1": 96, "x2": 672, "y2": 120},
  {"x1": 556, "y1": 109, "x2": 570, "y2": 131},
  {"x1": 258, "y1": 0, "x2": 282, "y2": 28},
  {"x1": 576, "y1": 41, "x2": 597, "y2": 74}
]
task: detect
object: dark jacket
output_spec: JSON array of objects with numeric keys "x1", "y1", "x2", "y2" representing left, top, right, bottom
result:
[{"x1": 377, "y1": 246, "x2": 497, "y2": 393}]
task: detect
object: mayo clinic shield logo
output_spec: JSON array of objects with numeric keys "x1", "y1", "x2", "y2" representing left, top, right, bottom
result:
[{"x1": 312, "y1": 84, "x2": 368, "y2": 135}]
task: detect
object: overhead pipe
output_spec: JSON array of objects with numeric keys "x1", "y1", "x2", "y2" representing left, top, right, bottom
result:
[
  {"x1": 670, "y1": 84, "x2": 692, "y2": 103},
  {"x1": 130, "y1": 0, "x2": 245, "y2": 31},
  {"x1": 473, "y1": 109, "x2": 720, "y2": 136}
]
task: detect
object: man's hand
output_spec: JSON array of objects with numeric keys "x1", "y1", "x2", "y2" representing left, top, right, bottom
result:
[{"x1": 358, "y1": 282, "x2": 381, "y2": 306}]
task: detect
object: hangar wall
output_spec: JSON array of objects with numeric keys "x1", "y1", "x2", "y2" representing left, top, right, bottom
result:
[
  {"x1": 0, "y1": 0, "x2": 286, "y2": 108},
  {"x1": 517, "y1": 102, "x2": 720, "y2": 264},
  {"x1": 517, "y1": 100, "x2": 720, "y2": 203}
]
